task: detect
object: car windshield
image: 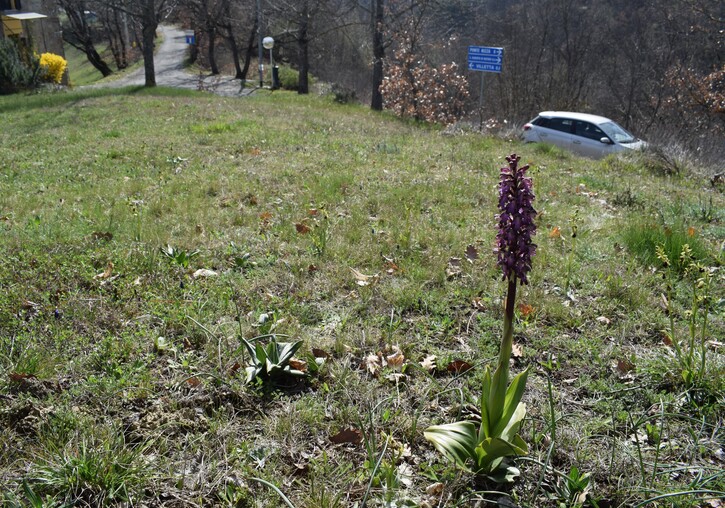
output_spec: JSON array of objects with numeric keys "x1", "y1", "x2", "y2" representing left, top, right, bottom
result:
[{"x1": 599, "y1": 121, "x2": 637, "y2": 143}]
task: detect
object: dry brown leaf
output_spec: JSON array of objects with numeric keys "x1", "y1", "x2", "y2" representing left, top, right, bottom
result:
[
  {"x1": 465, "y1": 245, "x2": 478, "y2": 263},
  {"x1": 9, "y1": 372, "x2": 37, "y2": 382},
  {"x1": 420, "y1": 355, "x2": 437, "y2": 373},
  {"x1": 616, "y1": 358, "x2": 635, "y2": 375},
  {"x1": 350, "y1": 267, "x2": 378, "y2": 286},
  {"x1": 596, "y1": 316, "x2": 611, "y2": 325},
  {"x1": 289, "y1": 358, "x2": 308, "y2": 372},
  {"x1": 259, "y1": 211, "x2": 272, "y2": 221},
  {"x1": 295, "y1": 222, "x2": 311, "y2": 234},
  {"x1": 663, "y1": 334, "x2": 674, "y2": 346},
  {"x1": 386, "y1": 351, "x2": 405, "y2": 371},
  {"x1": 386, "y1": 372, "x2": 406, "y2": 383},
  {"x1": 91, "y1": 231, "x2": 113, "y2": 241},
  {"x1": 426, "y1": 482, "x2": 445, "y2": 496},
  {"x1": 312, "y1": 347, "x2": 330, "y2": 359},
  {"x1": 94, "y1": 261, "x2": 114, "y2": 280},
  {"x1": 186, "y1": 377, "x2": 201, "y2": 388},
  {"x1": 447, "y1": 359, "x2": 473, "y2": 375},
  {"x1": 249, "y1": 147, "x2": 261, "y2": 156},
  {"x1": 549, "y1": 226, "x2": 561, "y2": 238},
  {"x1": 518, "y1": 303, "x2": 534, "y2": 317},
  {"x1": 308, "y1": 208, "x2": 318, "y2": 216},
  {"x1": 363, "y1": 353, "x2": 382, "y2": 375},
  {"x1": 687, "y1": 226, "x2": 696, "y2": 237},
  {"x1": 448, "y1": 257, "x2": 462, "y2": 268},
  {"x1": 329, "y1": 428, "x2": 362, "y2": 445},
  {"x1": 308, "y1": 264, "x2": 318, "y2": 273},
  {"x1": 383, "y1": 256, "x2": 400, "y2": 275}
]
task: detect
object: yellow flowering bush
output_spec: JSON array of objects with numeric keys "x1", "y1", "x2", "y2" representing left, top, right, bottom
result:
[{"x1": 39, "y1": 53, "x2": 67, "y2": 84}]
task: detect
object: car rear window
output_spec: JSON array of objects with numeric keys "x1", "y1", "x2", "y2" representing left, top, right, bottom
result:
[{"x1": 542, "y1": 117, "x2": 573, "y2": 133}]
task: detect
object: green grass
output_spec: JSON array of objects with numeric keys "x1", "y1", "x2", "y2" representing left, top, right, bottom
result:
[{"x1": 0, "y1": 88, "x2": 723, "y2": 507}]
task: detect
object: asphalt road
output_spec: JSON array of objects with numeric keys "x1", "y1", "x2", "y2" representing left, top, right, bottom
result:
[{"x1": 93, "y1": 25, "x2": 250, "y2": 97}]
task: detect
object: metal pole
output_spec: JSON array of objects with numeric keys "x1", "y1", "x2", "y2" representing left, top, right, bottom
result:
[
  {"x1": 257, "y1": 0, "x2": 263, "y2": 87},
  {"x1": 478, "y1": 73, "x2": 485, "y2": 131}
]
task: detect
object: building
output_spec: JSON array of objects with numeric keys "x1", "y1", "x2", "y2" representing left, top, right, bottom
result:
[{"x1": 2, "y1": 0, "x2": 65, "y2": 57}]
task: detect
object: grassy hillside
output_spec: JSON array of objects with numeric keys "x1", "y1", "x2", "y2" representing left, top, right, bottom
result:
[{"x1": 0, "y1": 88, "x2": 722, "y2": 507}]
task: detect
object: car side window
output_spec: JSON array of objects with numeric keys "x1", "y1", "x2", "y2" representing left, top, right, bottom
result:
[
  {"x1": 547, "y1": 118, "x2": 573, "y2": 133},
  {"x1": 574, "y1": 121, "x2": 606, "y2": 141},
  {"x1": 533, "y1": 117, "x2": 551, "y2": 128}
]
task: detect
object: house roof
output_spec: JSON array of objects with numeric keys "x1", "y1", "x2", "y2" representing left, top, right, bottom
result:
[{"x1": 4, "y1": 12, "x2": 47, "y2": 20}]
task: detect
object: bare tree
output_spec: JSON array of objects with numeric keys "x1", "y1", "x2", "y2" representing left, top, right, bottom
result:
[
  {"x1": 58, "y1": 0, "x2": 114, "y2": 76},
  {"x1": 98, "y1": 0, "x2": 173, "y2": 87}
]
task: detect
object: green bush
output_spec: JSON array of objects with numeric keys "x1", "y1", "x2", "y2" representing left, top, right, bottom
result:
[
  {"x1": 277, "y1": 65, "x2": 299, "y2": 90},
  {"x1": 0, "y1": 39, "x2": 39, "y2": 94},
  {"x1": 275, "y1": 65, "x2": 314, "y2": 91}
]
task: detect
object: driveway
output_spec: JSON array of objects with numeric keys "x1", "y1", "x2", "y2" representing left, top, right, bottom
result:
[{"x1": 93, "y1": 25, "x2": 250, "y2": 97}]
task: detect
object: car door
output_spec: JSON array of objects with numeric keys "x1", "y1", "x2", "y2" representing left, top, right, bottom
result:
[
  {"x1": 573, "y1": 120, "x2": 612, "y2": 158},
  {"x1": 535, "y1": 117, "x2": 574, "y2": 150}
]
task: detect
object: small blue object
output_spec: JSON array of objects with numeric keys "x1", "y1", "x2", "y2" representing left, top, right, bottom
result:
[
  {"x1": 185, "y1": 35, "x2": 195, "y2": 45},
  {"x1": 468, "y1": 46, "x2": 504, "y2": 73}
]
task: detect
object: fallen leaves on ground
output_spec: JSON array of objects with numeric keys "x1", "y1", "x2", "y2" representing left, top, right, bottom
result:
[
  {"x1": 350, "y1": 267, "x2": 378, "y2": 286},
  {"x1": 420, "y1": 355, "x2": 437, "y2": 373},
  {"x1": 94, "y1": 261, "x2": 114, "y2": 280},
  {"x1": 465, "y1": 244, "x2": 478, "y2": 263},
  {"x1": 329, "y1": 428, "x2": 362, "y2": 445},
  {"x1": 447, "y1": 359, "x2": 473, "y2": 374}
]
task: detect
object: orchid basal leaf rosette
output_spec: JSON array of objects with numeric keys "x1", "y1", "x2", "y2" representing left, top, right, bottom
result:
[{"x1": 425, "y1": 154, "x2": 537, "y2": 482}]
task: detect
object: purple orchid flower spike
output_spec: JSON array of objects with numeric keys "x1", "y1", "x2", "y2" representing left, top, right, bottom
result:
[{"x1": 495, "y1": 154, "x2": 537, "y2": 285}]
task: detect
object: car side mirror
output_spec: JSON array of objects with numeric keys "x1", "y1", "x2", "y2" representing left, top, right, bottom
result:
[{"x1": 600, "y1": 137, "x2": 613, "y2": 144}]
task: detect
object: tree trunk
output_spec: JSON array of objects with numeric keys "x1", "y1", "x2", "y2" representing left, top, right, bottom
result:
[
  {"x1": 60, "y1": 1, "x2": 113, "y2": 77},
  {"x1": 239, "y1": 19, "x2": 257, "y2": 84},
  {"x1": 141, "y1": 0, "x2": 157, "y2": 87},
  {"x1": 371, "y1": 0, "x2": 385, "y2": 110},
  {"x1": 85, "y1": 40, "x2": 114, "y2": 76},
  {"x1": 221, "y1": 25, "x2": 243, "y2": 79},
  {"x1": 207, "y1": 26, "x2": 219, "y2": 74},
  {"x1": 298, "y1": 0, "x2": 309, "y2": 94}
]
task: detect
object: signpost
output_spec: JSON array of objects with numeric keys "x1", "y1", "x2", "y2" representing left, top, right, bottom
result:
[
  {"x1": 468, "y1": 46, "x2": 504, "y2": 129},
  {"x1": 467, "y1": 46, "x2": 503, "y2": 73}
]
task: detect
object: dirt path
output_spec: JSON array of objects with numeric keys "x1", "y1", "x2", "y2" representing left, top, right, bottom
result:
[{"x1": 93, "y1": 25, "x2": 249, "y2": 97}]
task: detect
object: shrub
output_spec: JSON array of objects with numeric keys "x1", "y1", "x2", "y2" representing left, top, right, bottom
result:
[
  {"x1": 330, "y1": 83, "x2": 357, "y2": 104},
  {"x1": 380, "y1": 30, "x2": 469, "y2": 125},
  {"x1": 276, "y1": 65, "x2": 314, "y2": 91},
  {"x1": 39, "y1": 53, "x2": 67, "y2": 84},
  {"x1": 0, "y1": 38, "x2": 38, "y2": 94}
]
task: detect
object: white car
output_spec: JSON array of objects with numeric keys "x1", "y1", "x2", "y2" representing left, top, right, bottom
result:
[{"x1": 522, "y1": 111, "x2": 647, "y2": 158}]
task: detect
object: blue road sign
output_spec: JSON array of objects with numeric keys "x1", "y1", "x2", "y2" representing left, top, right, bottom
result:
[
  {"x1": 185, "y1": 35, "x2": 196, "y2": 45},
  {"x1": 468, "y1": 46, "x2": 504, "y2": 73}
]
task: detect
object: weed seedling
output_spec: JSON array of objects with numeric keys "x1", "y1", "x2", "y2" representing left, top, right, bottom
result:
[{"x1": 160, "y1": 244, "x2": 199, "y2": 268}]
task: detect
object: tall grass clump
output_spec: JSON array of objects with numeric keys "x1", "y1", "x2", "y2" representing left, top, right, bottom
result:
[
  {"x1": 621, "y1": 219, "x2": 710, "y2": 272},
  {"x1": 27, "y1": 426, "x2": 151, "y2": 506}
]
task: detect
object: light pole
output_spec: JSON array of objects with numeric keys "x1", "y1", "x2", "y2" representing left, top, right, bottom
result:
[
  {"x1": 257, "y1": 0, "x2": 263, "y2": 87},
  {"x1": 263, "y1": 36, "x2": 279, "y2": 90}
]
